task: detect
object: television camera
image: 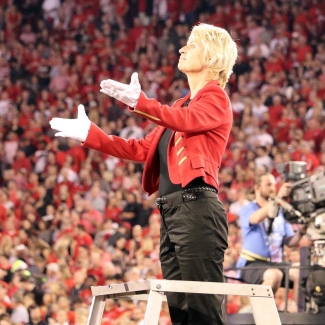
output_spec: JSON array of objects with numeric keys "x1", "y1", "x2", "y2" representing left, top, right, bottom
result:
[
  {"x1": 276, "y1": 162, "x2": 325, "y2": 314},
  {"x1": 276, "y1": 161, "x2": 325, "y2": 238}
]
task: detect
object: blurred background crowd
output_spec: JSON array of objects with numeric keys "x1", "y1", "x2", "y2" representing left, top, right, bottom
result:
[{"x1": 0, "y1": 0, "x2": 324, "y2": 324}]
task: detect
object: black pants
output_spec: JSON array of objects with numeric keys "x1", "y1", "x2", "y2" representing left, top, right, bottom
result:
[{"x1": 156, "y1": 189, "x2": 228, "y2": 325}]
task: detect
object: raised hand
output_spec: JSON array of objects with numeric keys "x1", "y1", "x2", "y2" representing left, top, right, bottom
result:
[
  {"x1": 100, "y1": 72, "x2": 141, "y2": 107},
  {"x1": 49, "y1": 104, "x2": 91, "y2": 142}
]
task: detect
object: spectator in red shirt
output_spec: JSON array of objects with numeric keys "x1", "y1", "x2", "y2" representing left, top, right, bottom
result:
[
  {"x1": 54, "y1": 184, "x2": 73, "y2": 210},
  {"x1": 268, "y1": 94, "x2": 285, "y2": 128},
  {"x1": 105, "y1": 196, "x2": 123, "y2": 223},
  {"x1": 294, "y1": 35, "x2": 313, "y2": 63},
  {"x1": 74, "y1": 224, "x2": 93, "y2": 248},
  {"x1": 102, "y1": 298, "x2": 124, "y2": 325},
  {"x1": 86, "y1": 249, "x2": 106, "y2": 284},
  {"x1": 303, "y1": 118, "x2": 322, "y2": 142},
  {"x1": 115, "y1": 0, "x2": 129, "y2": 18},
  {"x1": 12, "y1": 150, "x2": 32, "y2": 173},
  {"x1": 80, "y1": 200, "x2": 103, "y2": 236},
  {"x1": 208, "y1": 5, "x2": 227, "y2": 27},
  {"x1": 264, "y1": 52, "x2": 284, "y2": 74},
  {"x1": 291, "y1": 141, "x2": 320, "y2": 172},
  {"x1": 5, "y1": 4, "x2": 22, "y2": 39}
]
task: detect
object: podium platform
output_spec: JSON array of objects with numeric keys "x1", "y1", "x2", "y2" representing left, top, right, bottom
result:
[
  {"x1": 86, "y1": 279, "x2": 281, "y2": 325},
  {"x1": 228, "y1": 312, "x2": 325, "y2": 325}
]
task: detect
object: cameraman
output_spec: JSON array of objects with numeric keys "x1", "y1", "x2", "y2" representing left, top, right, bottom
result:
[{"x1": 236, "y1": 172, "x2": 307, "y2": 305}]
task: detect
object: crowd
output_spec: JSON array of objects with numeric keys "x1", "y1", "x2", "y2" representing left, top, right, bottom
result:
[{"x1": 0, "y1": 0, "x2": 325, "y2": 324}]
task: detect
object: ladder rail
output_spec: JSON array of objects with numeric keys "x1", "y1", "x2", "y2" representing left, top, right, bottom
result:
[{"x1": 86, "y1": 280, "x2": 281, "y2": 325}]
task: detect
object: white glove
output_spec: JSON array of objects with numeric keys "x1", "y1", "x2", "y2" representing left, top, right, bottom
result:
[
  {"x1": 49, "y1": 104, "x2": 91, "y2": 142},
  {"x1": 100, "y1": 72, "x2": 141, "y2": 107}
]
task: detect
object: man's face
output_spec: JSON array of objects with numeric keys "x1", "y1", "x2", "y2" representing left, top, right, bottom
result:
[
  {"x1": 30, "y1": 307, "x2": 42, "y2": 321},
  {"x1": 178, "y1": 36, "x2": 208, "y2": 74},
  {"x1": 257, "y1": 175, "x2": 276, "y2": 200}
]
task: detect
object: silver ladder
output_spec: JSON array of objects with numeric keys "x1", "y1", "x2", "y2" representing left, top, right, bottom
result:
[{"x1": 86, "y1": 279, "x2": 282, "y2": 325}]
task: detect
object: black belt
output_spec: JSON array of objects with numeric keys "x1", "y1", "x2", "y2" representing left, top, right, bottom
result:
[{"x1": 156, "y1": 186, "x2": 217, "y2": 206}]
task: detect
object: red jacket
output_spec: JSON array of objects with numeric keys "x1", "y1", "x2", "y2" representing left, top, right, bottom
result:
[{"x1": 83, "y1": 80, "x2": 232, "y2": 195}]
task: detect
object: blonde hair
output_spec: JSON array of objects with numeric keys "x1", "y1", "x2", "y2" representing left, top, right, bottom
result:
[{"x1": 190, "y1": 23, "x2": 238, "y2": 88}]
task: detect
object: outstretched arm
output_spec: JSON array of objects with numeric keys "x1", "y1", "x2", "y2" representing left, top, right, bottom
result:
[
  {"x1": 100, "y1": 73, "x2": 231, "y2": 132},
  {"x1": 83, "y1": 123, "x2": 158, "y2": 162},
  {"x1": 49, "y1": 104, "x2": 157, "y2": 163}
]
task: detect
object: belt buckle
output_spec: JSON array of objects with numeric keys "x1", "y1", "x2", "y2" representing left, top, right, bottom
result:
[{"x1": 182, "y1": 193, "x2": 197, "y2": 202}]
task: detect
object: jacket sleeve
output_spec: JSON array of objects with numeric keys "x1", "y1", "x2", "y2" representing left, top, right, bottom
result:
[
  {"x1": 130, "y1": 87, "x2": 231, "y2": 132},
  {"x1": 82, "y1": 123, "x2": 158, "y2": 162}
]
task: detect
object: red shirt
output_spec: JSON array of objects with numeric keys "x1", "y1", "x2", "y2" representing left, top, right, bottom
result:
[
  {"x1": 115, "y1": 0, "x2": 129, "y2": 16},
  {"x1": 105, "y1": 206, "x2": 123, "y2": 223},
  {"x1": 54, "y1": 197, "x2": 73, "y2": 209},
  {"x1": 12, "y1": 156, "x2": 32, "y2": 173},
  {"x1": 5, "y1": 84, "x2": 21, "y2": 101},
  {"x1": 296, "y1": 45, "x2": 313, "y2": 63},
  {"x1": 114, "y1": 39, "x2": 134, "y2": 54},
  {"x1": 67, "y1": 146, "x2": 86, "y2": 170},
  {"x1": 208, "y1": 12, "x2": 227, "y2": 27},
  {"x1": 75, "y1": 233, "x2": 93, "y2": 247},
  {"x1": 54, "y1": 151, "x2": 67, "y2": 167},
  {"x1": 79, "y1": 288, "x2": 93, "y2": 305},
  {"x1": 0, "y1": 205, "x2": 7, "y2": 224},
  {"x1": 303, "y1": 128, "x2": 322, "y2": 142},
  {"x1": 18, "y1": 112, "x2": 33, "y2": 128},
  {"x1": 264, "y1": 58, "x2": 283, "y2": 73},
  {"x1": 71, "y1": 183, "x2": 90, "y2": 197},
  {"x1": 268, "y1": 104, "x2": 285, "y2": 127},
  {"x1": 87, "y1": 266, "x2": 104, "y2": 285},
  {"x1": 227, "y1": 301, "x2": 240, "y2": 314},
  {"x1": 182, "y1": 0, "x2": 200, "y2": 13},
  {"x1": 129, "y1": 26, "x2": 143, "y2": 43},
  {"x1": 167, "y1": 0, "x2": 181, "y2": 22},
  {"x1": 102, "y1": 306, "x2": 124, "y2": 325},
  {"x1": 276, "y1": 118, "x2": 302, "y2": 142},
  {"x1": 53, "y1": 181, "x2": 75, "y2": 196},
  {"x1": 81, "y1": 210, "x2": 103, "y2": 234},
  {"x1": 84, "y1": 81, "x2": 232, "y2": 195},
  {"x1": 1, "y1": 230, "x2": 19, "y2": 240},
  {"x1": 291, "y1": 152, "x2": 320, "y2": 171}
]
